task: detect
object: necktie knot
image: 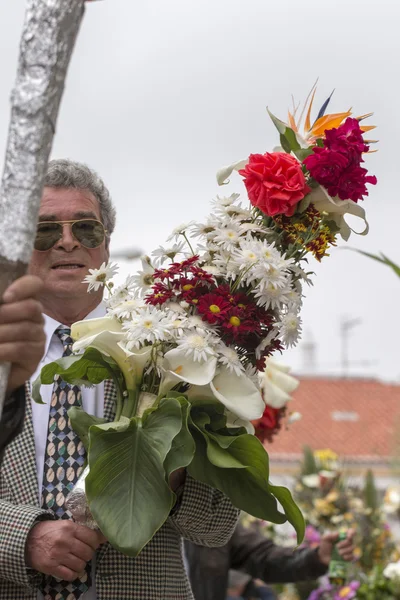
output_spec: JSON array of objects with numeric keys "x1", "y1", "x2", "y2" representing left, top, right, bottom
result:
[{"x1": 55, "y1": 326, "x2": 74, "y2": 357}]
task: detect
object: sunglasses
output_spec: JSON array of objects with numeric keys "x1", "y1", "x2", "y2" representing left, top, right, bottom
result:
[{"x1": 34, "y1": 219, "x2": 108, "y2": 251}]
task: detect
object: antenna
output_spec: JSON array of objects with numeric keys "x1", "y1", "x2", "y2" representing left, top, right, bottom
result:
[
  {"x1": 301, "y1": 331, "x2": 317, "y2": 374},
  {"x1": 340, "y1": 316, "x2": 362, "y2": 377}
]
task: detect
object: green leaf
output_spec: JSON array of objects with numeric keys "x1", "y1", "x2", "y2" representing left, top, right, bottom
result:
[
  {"x1": 86, "y1": 397, "x2": 183, "y2": 557},
  {"x1": 267, "y1": 483, "x2": 305, "y2": 543},
  {"x1": 188, "y1": 426, "x2": 287, "y2": 527},
  {"x1": 164, "y1": 396, "x2": 195, "y2": 476},
  {"x1": 68, "y1": 407, "x2": 107, "y2": 452},
  {"x1": 353, "y1": 249, "x2": 400, "y2": 278},
  {"x1": 268, "y1": 109, "x2": 300, "y2": 153}
]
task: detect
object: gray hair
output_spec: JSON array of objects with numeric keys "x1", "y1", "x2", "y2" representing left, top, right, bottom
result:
[{"x1": 44, "y1": 159, "x2": 116, "y2": 237}]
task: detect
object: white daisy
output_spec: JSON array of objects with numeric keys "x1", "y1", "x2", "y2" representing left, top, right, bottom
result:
[
  {"x1": 151, "y1": 242, "x2": 186, "y2": 265},
  {"x1": 213, "y1": 220, "x2": 243, "y2": 251},
  {"x1": 217, "y1": 345, "x2": 245, "y2": 376},
  {"x1": 244, "y1": 363, "x2": 261, "y2": 389},
  {"x1": 201, "y1": 264, "x2": 223, "y2": 277},
  {"x1": 109, "y1": 297, "x2": 145, "y2": 320},
  {"x1": 253, "y1": 283, "x2": 292, "y2": 310},
  {"x1": 276, "y1": 312, "x2": 302, "y2": 348},
  {"x1": 166, "y1": 221, "x2": 195, "y2": 242},
  {"x1": 231, "y1": 242, "x2": 259, "y2": 271},
  {"x1": 123, "y1": 307, "x2": 172, "y2": 348},
  {"x1": 176, "y1": 331, "x2": 217, "y2": 362},
  {"x1": 82, "y1": 261, "x2": 118, "y2": 292},
  {"x1": 190, "y1": 222, "x2": 216, "y2": 239},
  {"x1": 251, "y1": 263, "x2": 291, "y2": 291},
  {"x1": 130, "y1": 257, "x2": 155, "y2": 297}
]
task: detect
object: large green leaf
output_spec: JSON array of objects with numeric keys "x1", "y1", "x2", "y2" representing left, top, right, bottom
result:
[
  {"x1": 32, "y1": 348, "x2": 121, "y2": 404},
  {"x1": 164, "y1": 396, "x2": 195, "y2": 476},
  {"x1": 189, "y1": 411, "x2": 305, "y2": 543},
  {"x1": 86, "y1": 397, "x2": 183, "y2": 557},
  {"x1": 68, "y1": 407, "x2": 107, "y2": 452},
  {"x1": 188, "y1": 426, "x2": 286, "y2": 524}
]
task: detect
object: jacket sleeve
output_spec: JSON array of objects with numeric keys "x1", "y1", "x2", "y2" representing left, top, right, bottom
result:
[
  {"x1": 0, "y1": 499, "x2": 54, "y2": 588},
  {"x1": 169, "y1": 473, "x2": 239, "y2": 547},
  {"x1": 0, "y1": 386, "x2": 26, "y2": 466},
  {"x1": 230, "y1": 524, "x2": 327, "y2": 583}
]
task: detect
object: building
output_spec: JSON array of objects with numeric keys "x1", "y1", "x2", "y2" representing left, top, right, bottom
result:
[{"x1": 269, "y1": 376, "x2": 400, "y2": 488}]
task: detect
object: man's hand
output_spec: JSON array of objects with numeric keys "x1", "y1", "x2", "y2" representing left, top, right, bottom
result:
[
  {"x1": 0, "y1": 275, "x2": 45, "y2": 395},
  {"x1": 318, "y1": 529, "x2": 355, "y2": 566},
  {"x1": 25, "y1": 520, "x2": 106, "y2": 581}
]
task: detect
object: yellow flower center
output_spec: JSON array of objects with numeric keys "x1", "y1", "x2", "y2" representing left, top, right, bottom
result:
[
  {"x1": 238, "y1": 303, "x2": 246, "y2": 309},
  {"x1": 95, "y1": 273, "x2": 107, "y2": 282},
  {"x1": 338, "y1": 587, "x2": 351, "y2": 598},
  {"x1": 192, "y1": 298, "x2": 198, "y2": 304},
  {"x1": 209, "y1": 304, "x2": 221, "y2": 314},
  {"x1": 182, "y1": 284, "x2": 194, "y2": 291},
  {"x1": 229, "y1": 316, "x2": 241, "y2": 327}
]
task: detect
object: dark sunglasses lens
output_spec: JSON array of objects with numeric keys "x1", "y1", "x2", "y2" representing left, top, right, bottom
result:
[
  {"x1": 35, "y1": 223, "x2": 63, "y2": 251},
  {"x1": 72, "y1": 220, "x2": 105, "y2": 248}
]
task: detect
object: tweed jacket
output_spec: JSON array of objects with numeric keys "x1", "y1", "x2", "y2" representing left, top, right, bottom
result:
[{"x1": 0, "y1": 381, "x2": 239, "y2": 600}]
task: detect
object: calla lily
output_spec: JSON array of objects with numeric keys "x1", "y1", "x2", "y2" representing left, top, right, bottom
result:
[
  {"x1": 225, "y1": 411, "x2": 255, "y2": 435},
  {"x1": 259, "y1": 358, "x2": 299, "y2": 409},
  {"x1": 73, "y1": 329, "x2": 135, "y2": 389},
  {"x1": 216, "y1": 158, "x2": 248, "y2": 186},
  {"x1": 71, "y1": 316, "x2": 123, "y2": 341},
  {"x1": 136, "y1": 392, "x2": 157, "y2": 418},
  {"x1": 210, "y1": 367, "x2": 264, "y2": 421},
  {"x1": 121, "y1": 345, "x2": 153, "y2": 384},
  {"x1": 307, "y1": 185, "x2": 369, "y2": 241},
  {"x1": 161, "y1": 348, "x2": 217, "y2": 394}
]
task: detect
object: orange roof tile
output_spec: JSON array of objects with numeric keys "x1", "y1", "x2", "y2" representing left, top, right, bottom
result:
[{"x1": 268, "y1": 377, "x2": 400, "y2": 460}]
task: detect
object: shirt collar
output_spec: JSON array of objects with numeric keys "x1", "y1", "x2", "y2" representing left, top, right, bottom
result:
[{"x1": 41, "y1": 302, "x2": 107, "y2": 362}]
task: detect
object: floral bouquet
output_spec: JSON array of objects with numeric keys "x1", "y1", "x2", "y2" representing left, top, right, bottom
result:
[{"x1": 33, "y1": 86, "x2": 377, "y2": 557}]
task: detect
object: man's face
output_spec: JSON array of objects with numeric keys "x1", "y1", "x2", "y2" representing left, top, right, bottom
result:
[{"x1": 29, "y1": 187, "x2": 109, "y2": 300}]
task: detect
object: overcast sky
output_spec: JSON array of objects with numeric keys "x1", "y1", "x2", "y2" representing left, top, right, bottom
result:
[{"x1": 1, "y1": 0, "x2": 399, "y2": 381}]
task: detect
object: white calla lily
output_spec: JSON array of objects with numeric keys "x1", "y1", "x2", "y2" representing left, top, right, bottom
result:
[
  {"x1": 136, "y1": 392, "x2": 157, "y2": 417},
  {"x1": 210, "y1": 367, "x2": 264, "y2": 421},
  {"x1": 259, "y1": 358, "x2": 299, "y2": 409},
  {"x1": 307, "y1": 185, "x2": 369, "y2": 241},
  {"x1": 225, "y1": 411, "x2": 255, "y2": 435},
  {"x1": 71, "y1": 316, "x2": 123, "y2": 342},
  {"x1": 216, "y1": 158, "x2": 248, "y2": 186},
  {"x1": 121, "y1": 344, "x2": 153, "y2": 383},
  {"x1": 73, "y1": 329, "x2": 135, "y2": 389},
  {"x1": 162, "y1": 347, "x2": 217, "y2": 388}
]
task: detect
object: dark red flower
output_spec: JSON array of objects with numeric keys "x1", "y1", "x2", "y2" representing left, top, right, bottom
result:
[
  {"x1": 197, "y1": 293, "x2": 231, "y2": 324},
  {"x1": 239, "y1": 152, "x2": 311, "y2": 217},
  {"x1": 303, "y1": 118, "x2": 377, "y2": 202},
  {"x1": 189, "y1": 266, "x2": 215, "y2": 285},
  {"x1": 252, "y1": 405, "x2": 286, "y2": 443},
  {"x1": 145, "y1": 283, "x2": 174, "y2": 306}
]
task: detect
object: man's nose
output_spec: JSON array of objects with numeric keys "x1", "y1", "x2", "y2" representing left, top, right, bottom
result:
[{"x1": 53, "y1": 223, "x2": 80, "y2": 251}]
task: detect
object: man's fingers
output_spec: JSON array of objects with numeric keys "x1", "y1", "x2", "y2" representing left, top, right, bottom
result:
[
  {"x1": 69, "y1": 538, "x2": 95, "y2": 563},
  {"x1": 53, "y1": 565, "x2": 79, "y2": 583},
  {"x1": 0, "y1": 298, "x2": 44, "y2": 325},
  {"x1": 73, "y1": 524, "x2": 104, "y2": 551},
  {"x1": 0, "y1": 341, "x2": 46, "y2": 364},
  {"x1": 63, "y1": 553, "x2": 87, "y2": 574},
  {"x1": 2, "y1": 275, "x2": 43, "y2": 303},
  {"x1": 0, "y1": 322, "x2": 45, "y2": 344}
]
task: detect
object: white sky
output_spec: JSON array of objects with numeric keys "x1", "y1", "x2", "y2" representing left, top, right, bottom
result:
[{"x1": 1, "y1": 0, "x2": 399, "y2": 381}]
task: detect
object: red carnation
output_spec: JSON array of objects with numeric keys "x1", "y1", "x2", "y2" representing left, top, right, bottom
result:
[
  {"x1": 303, "y1": 148, "x2": 349, "y2": 190},
  {"x1": 324, "y1": 118, "x2": 369, "y2": 163},
  {"x1": 335, "y1": 166, "x2": 377, "y2": 202},
  {"x1": 239, "y1": 152, "x2": 310, "y2": 217}
]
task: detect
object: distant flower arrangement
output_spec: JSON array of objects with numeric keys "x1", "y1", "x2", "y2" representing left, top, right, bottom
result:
[{"x1": 35, "y1": 84, "x2": 377, "y2": 558}]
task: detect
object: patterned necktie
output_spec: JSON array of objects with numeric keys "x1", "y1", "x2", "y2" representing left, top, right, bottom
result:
[{"x1": 41, "y1": 326, "x2": 91, "y2": 600}]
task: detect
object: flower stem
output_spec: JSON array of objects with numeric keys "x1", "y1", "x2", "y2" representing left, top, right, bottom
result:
[
  {"x1": 182, "y1": 233, "x2": 195, "y2": 256},
  {"x1": 121, "y1": 388, "x2": 139, "y2": 419}
]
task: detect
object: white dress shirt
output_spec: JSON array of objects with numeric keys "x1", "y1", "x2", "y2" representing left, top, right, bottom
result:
[{"x1": 31, "y1": 303, "x2": 106, "y2": 600}]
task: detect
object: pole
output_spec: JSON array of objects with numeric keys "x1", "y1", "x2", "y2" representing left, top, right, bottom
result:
[{"x1": 0, "y1": 0, "x2": 86, "y2": 417}]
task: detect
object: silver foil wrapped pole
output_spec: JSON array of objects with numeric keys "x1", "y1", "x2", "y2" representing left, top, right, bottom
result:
[
  {"x1": 0, "y1": 0, "x2": 86, "y2": 417},
  {"x1": 65, "y1": 466, "x2": 99, "y2": 530}
]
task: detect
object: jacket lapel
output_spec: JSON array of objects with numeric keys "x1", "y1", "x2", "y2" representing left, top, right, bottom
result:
[
  {"x1": 2, "y1": 383, "x2": 40, "y2": 506},
  {"x1": 96, "y1": 379, "x2": 117, "y2": 566}
]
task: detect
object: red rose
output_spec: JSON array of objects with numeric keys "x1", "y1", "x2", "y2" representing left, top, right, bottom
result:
[
  {"x1": 239, "y1": 152, "x2": 310, "y2": 217},
  {"x1": 252, "y1": 405, "x2": 286, "y2": 443}
]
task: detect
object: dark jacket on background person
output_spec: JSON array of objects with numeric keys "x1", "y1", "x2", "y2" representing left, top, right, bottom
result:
[
  {"x1": 0, "y1": 387, "x2": 25, "y2": 465},
  {"x1": 185, "y1": 523, "x2": 327, "y2": 600}
]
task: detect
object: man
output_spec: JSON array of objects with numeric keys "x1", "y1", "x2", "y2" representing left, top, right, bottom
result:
[
  {"x1": 185, "y1": 522, "x2": 355, "y2": 600},
  {"x1": 0, "y1": 159, "x2": 239, "y2": 600},
  {"x1": 0, "y1": 275, "x2": 46, "y2": 461}
]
